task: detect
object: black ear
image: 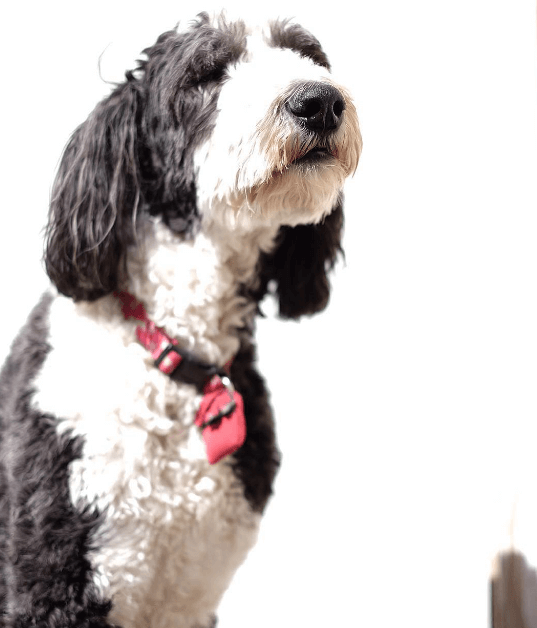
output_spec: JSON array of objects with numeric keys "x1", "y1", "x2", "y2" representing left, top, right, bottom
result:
[
  {"x1": 257, "y1": 199, "x2": 344, "y2": 319},
  {"x1": 44, "y1": 77, "x2": 143, "y2": 301}
]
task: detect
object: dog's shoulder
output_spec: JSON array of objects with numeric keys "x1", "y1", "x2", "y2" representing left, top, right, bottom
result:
[{"x1": 0, "y1": 292, "x2": 114, "y2": 625}]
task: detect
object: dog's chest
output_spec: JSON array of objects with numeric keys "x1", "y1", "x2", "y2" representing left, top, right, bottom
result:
[
  {"x1": 88, "y1": 433, "x2": 260, "y2": 628},
  {"x1": 86, "y1": 428, "x2": 259, "y2": 628},
  {"x1": 32, "y1": 294, "x2": 260, "y2": 627}
]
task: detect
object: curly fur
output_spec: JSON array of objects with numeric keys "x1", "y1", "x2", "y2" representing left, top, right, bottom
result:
[{"x1": 0, "y1": 12, "x2": 361, "y2": 628}]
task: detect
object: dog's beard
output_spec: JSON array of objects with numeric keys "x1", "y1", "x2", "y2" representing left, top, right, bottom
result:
[{"x1": 195, "y1": 78, "x2": 361, "y2": 229}]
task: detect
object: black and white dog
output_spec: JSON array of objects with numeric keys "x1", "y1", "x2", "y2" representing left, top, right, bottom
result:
[{"x1": 0, "y1": 13, "x2": 361, "y2": 628}]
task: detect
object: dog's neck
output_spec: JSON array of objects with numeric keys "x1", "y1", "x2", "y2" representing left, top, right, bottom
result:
[{"x1": 120, "y1": 217, "x2": 279, "y2": 367}]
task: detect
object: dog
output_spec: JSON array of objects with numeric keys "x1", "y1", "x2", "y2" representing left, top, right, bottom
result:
[{"x1": 0, "y1": 12, "x2": 361, "y2": 628}]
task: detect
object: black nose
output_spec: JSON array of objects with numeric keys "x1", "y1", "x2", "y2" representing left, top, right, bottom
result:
[{"x1": 287, "y1": 82, "x2": 345, "y2": 132}]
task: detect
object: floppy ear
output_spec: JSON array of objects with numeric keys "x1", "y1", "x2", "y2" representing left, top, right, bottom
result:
[
  {"x1": 257, "y1": 198, "x2": 344, "y2": 319},
  {"x1": 44, "y1": 77, "x2": 143, "y2": 301}
]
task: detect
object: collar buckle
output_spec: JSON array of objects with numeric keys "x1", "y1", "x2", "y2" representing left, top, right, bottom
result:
[{"x1": 200, "y1": 375, "x2": 237, "y2": 429}]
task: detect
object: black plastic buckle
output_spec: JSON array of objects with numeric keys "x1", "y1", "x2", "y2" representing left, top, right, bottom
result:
[
  {"x1": 153, "y1": 342, "x2": 182, "y2": 372},
  {"x1": 201, "y1": 375, "x2": 237, "y2": 429}
]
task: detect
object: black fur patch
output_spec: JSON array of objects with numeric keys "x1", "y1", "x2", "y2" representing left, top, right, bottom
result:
[
  {"x1": 269, "y1": 20, "x2": 331, "y2": 70},
  {"x1": 230, "y1": 329, "x2": 280, "y2": 513},
  {"x1": 0, "y1": 295, "x2": 114, "y2": 627},
  {"x1": 254, "y1": 199, "x2": 345, "y2": 319},
  {"x1": 44, "y1": 14, "x2": 247, "y2": 302}
]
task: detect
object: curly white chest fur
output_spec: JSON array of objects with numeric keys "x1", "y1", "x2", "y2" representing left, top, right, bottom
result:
[{"x1": 31, "y1": 220, "x2": 274, "y2": 627}]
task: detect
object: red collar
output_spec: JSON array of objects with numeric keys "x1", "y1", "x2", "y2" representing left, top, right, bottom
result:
[{"x1": 114, "y1": 291, "x2": 246, "y2": 464}]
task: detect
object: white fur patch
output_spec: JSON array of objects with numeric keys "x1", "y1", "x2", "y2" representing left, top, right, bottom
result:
[{"x1": 32, "y1": 219, "x2": 276, "y2": 628}]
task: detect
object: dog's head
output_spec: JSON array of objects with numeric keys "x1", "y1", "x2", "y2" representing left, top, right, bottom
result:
[{"x1": 45, "y1": 13, "x2": 362, "y2": 317}]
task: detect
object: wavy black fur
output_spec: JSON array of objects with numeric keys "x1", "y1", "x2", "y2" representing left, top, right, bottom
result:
[
  {"x1": 255, "y1": 199, "x2": 344, "y2": 318},
  {"x1": 0, "y1": 296, "x2": 114, "y2": 627},
  {"x1": 45, "y1": 15, "x2": 246, "y2": 302},
  {"x1": 230, "y1": 329, "x2": 281, "y2": 513}
]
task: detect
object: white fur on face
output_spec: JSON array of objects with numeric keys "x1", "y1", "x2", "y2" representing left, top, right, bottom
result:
[{"x1": 195, "y1": 32, "x2": 362, "y2": 229}]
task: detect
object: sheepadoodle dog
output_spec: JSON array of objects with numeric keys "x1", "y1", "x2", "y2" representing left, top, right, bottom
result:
[{"x1": 0, "y1": 12, "x2": 362, "y2": 628}]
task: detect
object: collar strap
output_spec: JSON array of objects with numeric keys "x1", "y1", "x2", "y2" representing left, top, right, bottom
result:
[
  {"x1": 114, "y1": 291, "x2": 246, "y2": 464},
  {"x1": 115, "y1": 290, "x2": 219, "y2": 391}
]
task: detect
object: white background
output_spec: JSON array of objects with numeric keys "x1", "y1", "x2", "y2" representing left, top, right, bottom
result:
[{"x1": 1, "y1": 1, "x2": 537, "y2": 626}]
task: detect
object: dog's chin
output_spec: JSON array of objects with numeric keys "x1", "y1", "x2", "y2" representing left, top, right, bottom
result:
[
  {"x1": 235, "y1": 159, "x2": 344, "y2": 227},
  {"x1": 198, "y1": 147, "x2": 348, "y2": 230}
]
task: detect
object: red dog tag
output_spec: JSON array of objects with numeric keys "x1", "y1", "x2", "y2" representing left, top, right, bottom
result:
[{"x1": 195, "y1": 375, "x2": 246, "y2": 464}]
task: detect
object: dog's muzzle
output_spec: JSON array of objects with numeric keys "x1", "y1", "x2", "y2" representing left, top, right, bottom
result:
[{"x1": 286, "y1": 81, "x2": 345, "y2": 133}]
